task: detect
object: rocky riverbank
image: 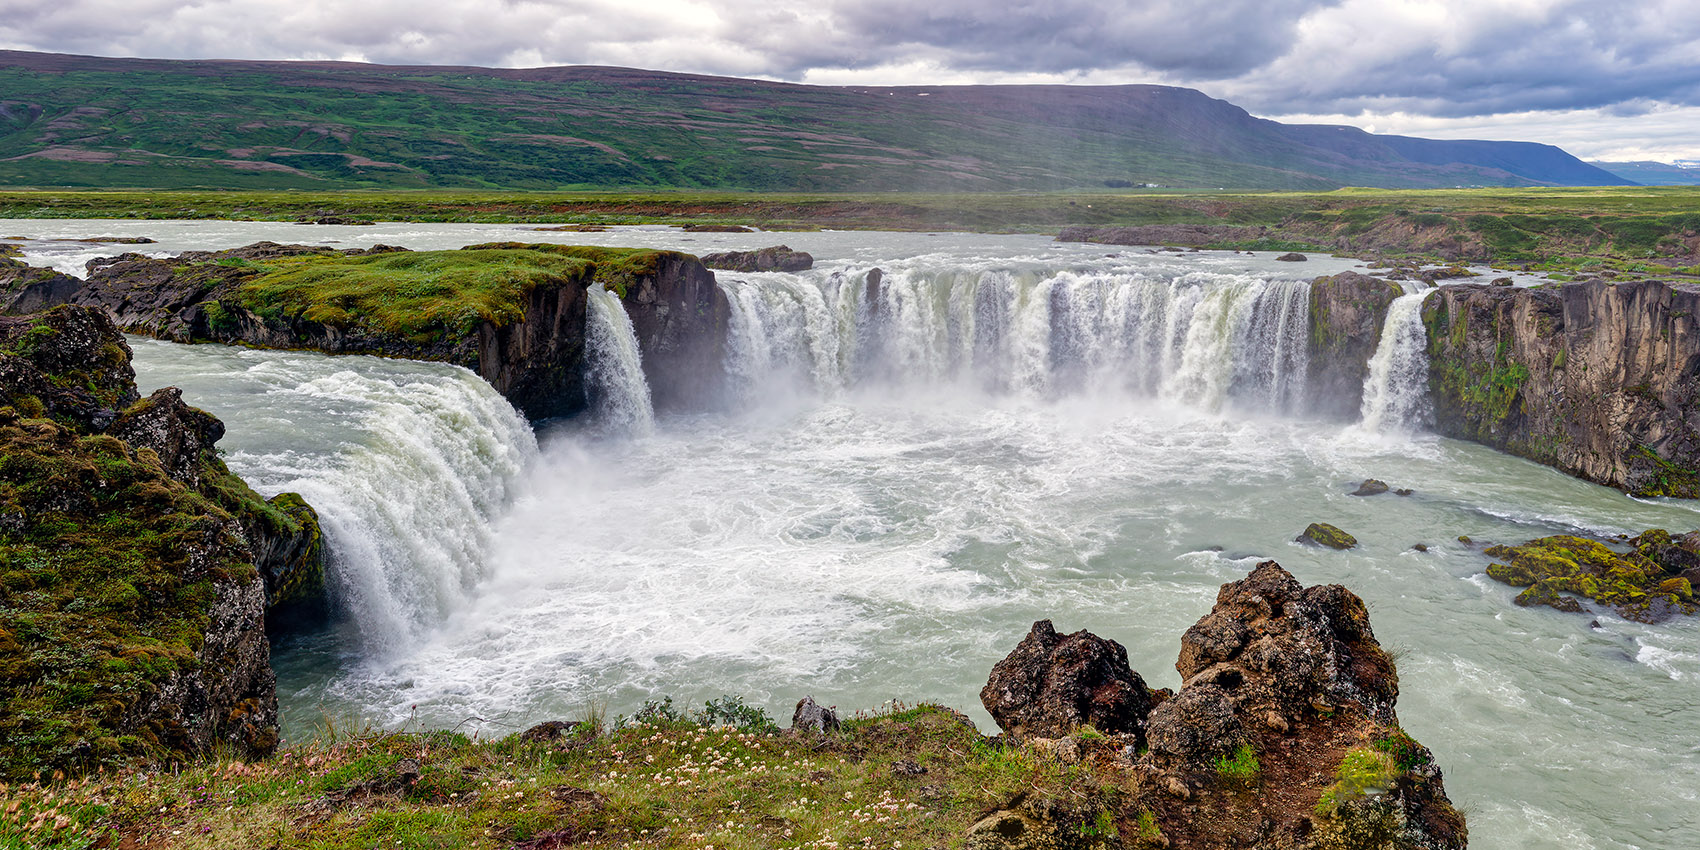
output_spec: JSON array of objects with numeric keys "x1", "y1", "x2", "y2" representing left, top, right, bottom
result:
[
  {"x1": 0, "y1": 560, "x2": 1466, "y2": 849},
  {"x1": 0, "y1": 305, "x2": 324, "y2": 778}
]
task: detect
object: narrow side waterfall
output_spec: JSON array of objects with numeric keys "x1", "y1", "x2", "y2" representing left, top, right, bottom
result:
[
  {"x1": 1359, "y1": 285, "x2": 1433, "y2": 432},
  {"x1": 715, "y1": 266, "x2": 1311, "y2": 413},
  {"x1": 126, "y1": 340, "x2": 540, "y2": 653},
  {"x1": 584, "y1": 284, "x2": 656, "y2": 434}
]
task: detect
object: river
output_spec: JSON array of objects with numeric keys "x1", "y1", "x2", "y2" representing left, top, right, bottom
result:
[{"x1": 8, "y1": 220, "x2": 1698, "y2": 849}]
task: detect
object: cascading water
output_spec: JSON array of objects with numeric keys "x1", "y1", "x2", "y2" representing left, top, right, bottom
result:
[
  {"x1": 127, "y1": 341, "x2": 539, "y2": 653},
  {"x1": 1359, "y1": 284, "x2": 1433, "y2": 433},
  {"x1": 714, "y1": 264, "x2": 1312, "y2": 413},
  {"x1": 584, "y1": 284, "x2": 656, "y2": 434}
]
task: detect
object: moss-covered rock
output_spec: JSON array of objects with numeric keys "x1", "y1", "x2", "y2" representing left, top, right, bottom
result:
[
  {"x1": 1481, "y1": 531, "x2": 1700, "y2": 622},
  {"x1": 1298, "y1": 522, "x2": 1359, "y2": 550}
]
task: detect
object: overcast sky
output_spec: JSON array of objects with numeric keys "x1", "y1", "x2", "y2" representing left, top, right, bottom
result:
[{"x1": 3, "y1": 0, "x2": 1697, "y2": 162}]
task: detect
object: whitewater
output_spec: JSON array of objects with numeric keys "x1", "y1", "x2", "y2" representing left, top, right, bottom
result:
[{"x1": 7, "y1": 220, "x2": 1697, "y2": 849}]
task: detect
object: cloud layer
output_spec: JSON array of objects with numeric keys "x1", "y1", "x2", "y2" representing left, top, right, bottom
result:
[{"x1": 2, "y1": 0, "x2": 1696, "y2": 160}]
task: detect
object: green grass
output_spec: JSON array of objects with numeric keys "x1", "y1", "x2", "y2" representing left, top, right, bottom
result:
[
  {"x1": 0, "y1": 703, "x2": 1113, "y2": 850},
  {"x1": 1212, "y1": 743, "x2": 1260, "y2": 784},
  {"x1": 233, "y1": 248, "x2": 597, "y2": 341}
]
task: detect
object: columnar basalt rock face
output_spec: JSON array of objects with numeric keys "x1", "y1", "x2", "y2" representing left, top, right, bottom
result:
[
  {"x1": 1422, "y1": 279, "x2": 1700, "y2": 496},
  {"x1": 1308, "y1": 271, "x2": 1403, "y2": 419},
  {"x1": 980, "y1": 562, "x2": 1465, "y2": 850}
]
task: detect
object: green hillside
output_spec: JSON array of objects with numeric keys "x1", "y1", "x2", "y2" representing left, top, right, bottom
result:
[{"x1": 0, "y1": 51, "x2": 1624, "y2": 192}]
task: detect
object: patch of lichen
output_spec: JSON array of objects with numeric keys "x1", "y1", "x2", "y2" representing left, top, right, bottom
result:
[
  {"x1": 1298, "y1": 522, "x2": 1358, "y2": 550},
  {"x1": 0, "y1": 409, "x2": 251, "y2": 779},
  {"x1": 233, "y1": 248, "x2": 597, "y2": 343},
  {"x1": 1482, "y1": 532, "x2": 1698, "y2": 620}
]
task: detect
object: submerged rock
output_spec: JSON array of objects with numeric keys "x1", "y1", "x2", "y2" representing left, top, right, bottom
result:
[
  {"x1": 1275, "y1": 252, "x2": 1308, "y2": 262},
  {"x1": 981, "y1": 620, "x2": 1162, "y2": 744},
  {"x1": 1298, "y1": 522, "x2": 1359, "y2": 550}
]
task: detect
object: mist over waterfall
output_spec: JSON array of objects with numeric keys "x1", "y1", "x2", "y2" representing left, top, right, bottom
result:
[
  {"x1": 715, "y1": 265, "x2": 1312, "y2": 414},
  {"x1": 584, "y1": 284, "x2": 656, "y2": 434},
  {"x1": 1358, "y1": 285, "x2": 1433, "y2": 433}
]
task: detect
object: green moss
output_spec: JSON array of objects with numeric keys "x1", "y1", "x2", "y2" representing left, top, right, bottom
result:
[
  {"x1": 234, "y1": 248, "x2": 597, "y2": 343},
  {"x1": 1299, "y1": 522, "x2": 1358, "y2": 550},
  {"x1": 0, "y1": 410, "x2": 251, "y2": 779},
  {"x1": 1629, "y1": 443, "x2": 1700, "y2": 498},
  {"x1": 1480, "y1": 532, "x2": 1697, "y2": 620},
  {"x1": 1315, "y1": 748, "x2": 1399, "y2": 817}
]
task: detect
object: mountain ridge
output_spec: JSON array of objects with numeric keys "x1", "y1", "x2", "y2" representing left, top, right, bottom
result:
[{"x1": 0, "y1": 49, "x2": 1629, "y2": 192}]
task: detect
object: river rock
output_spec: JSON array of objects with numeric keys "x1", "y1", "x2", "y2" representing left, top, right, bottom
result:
[
  {"x1": 1350, "y1": 478, "x2": 1390, "y2": 496},
  {"x1": 980, "y1": 620, "x2": 1161, "y2": 743},
  {"x1": 1297, "y1": 522, "x2": 1358, "y2": 549},
  {"x1": 1422, "y1": 278, "x2": 1700, "y2": 496},
  {"x1": 1275, "y1": 252, "x2": 1308, "y2": 262},
  {"x1": 700, "y1": 245, "x2": 814, "y2": 273}
]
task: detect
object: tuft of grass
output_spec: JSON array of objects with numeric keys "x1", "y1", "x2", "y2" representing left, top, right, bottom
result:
[
  {"x1": 1213, "y1": 743, "x2": 1260, "y2": 784},
  {"x1": 1314, "y1": 748, "x2": 1399, "y2": 816}
]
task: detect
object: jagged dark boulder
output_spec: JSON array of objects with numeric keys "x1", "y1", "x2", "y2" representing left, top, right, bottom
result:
[
  {"x1": 0, "y1": 305, "x2": 138, "y2": 431},
  {"x1": 791, "y1": 696, "x2": 841, "y2": 734},
  {"x1": 1276, "y1": 252, "x2": 1308, "y2": 262},
  {"x1": 980, "y1": 619, "x2": 1162, "y2": 744},
  {"x1": 0, "y1": 256, "x2": 84, "y2": 315},
  {"x1": 1350, "y1": 479, "x2": 1390, "y2": 496},
  {"x1": 700, "y1": 245, "x2": 814, "y2": 273}
]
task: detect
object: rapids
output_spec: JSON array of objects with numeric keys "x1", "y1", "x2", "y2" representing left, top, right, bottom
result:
[{"x1": 7, "y1": 221, "x2": 1697, "y2": 849}]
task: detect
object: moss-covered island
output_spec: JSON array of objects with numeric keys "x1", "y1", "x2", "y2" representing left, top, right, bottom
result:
[
  {"x1": 1483, "y1": 530, "x2": 1699, "y2": 623},
  {"x1": 0, "y1": 306, "x2": 324, "y2": 779}
]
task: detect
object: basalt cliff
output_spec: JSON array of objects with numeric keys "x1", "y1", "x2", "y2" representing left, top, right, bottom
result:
[{"x1": 1422, "y1": 278, "x2": 1700, "y2": 496}]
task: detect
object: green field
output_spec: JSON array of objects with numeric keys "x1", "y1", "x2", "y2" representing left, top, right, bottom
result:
[{"x1": 2, "y1": 186, "x2": 1697, "y2": 274}]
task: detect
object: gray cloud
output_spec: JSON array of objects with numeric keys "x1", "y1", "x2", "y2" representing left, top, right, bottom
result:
[{"x1": 0, "y1": 0, "x2": 1697, "y2": 158}]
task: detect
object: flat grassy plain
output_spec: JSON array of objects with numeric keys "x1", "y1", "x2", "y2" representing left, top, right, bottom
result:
[{"x1": 3, "y1": 186, "x2": 1697, "y2": 273}]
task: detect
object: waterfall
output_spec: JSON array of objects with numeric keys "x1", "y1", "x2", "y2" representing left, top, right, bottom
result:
[
  {"x1": 1358, "y1": 285, "x2": 1433, "y2": 432},
  {"x1": 714, "y1": 264, "x2": 1312, "y2": 413},
  {"x1": 584, "y1": 284, "x2": 655, "y2": 434}
]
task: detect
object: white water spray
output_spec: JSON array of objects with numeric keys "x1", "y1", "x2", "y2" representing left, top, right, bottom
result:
[
  {"x1": 1359, "y1": 284, "x2": 1432, "y2": 433},
  {"x1": 584, "y1": 284, "x2": 656, "y2": 434}
]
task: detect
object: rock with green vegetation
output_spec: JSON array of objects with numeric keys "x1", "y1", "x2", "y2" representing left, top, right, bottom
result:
[
  {"x1": 1298, "y1": 522, "x2": 1359, "y2": 550},
  {"x1": 0, "y1": 256, "x2": 85, "y2": 316},
  {"x1": 71, "y1": 241, "x2": 727, "y2": 418},
  {"x1": 1482, "y1": 530, "x2": 1699, "y2": 623},
  {"x1": 1422, "y1": 279, "x2": 1700, "y2": 497},
  {"x1": 0, "y1": 305, "x2": 331, "y2": 777},
  {"x1": 1307, "y1": 271, "x2": 1404, "y2": 419},
  {"x1": 1351, "y1": 478, "x2": 1390, "y2": 496}
]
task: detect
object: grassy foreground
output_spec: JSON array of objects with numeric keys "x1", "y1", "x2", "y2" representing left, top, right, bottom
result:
[{"x1": 0, "y1": 701, "x2": 1129, "y2": 850}]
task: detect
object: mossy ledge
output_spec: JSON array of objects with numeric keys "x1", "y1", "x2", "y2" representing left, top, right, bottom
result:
[
  {"x1": 1421, "y1": 279, "x2": 1700, "y2": 497},
  {"x1": 59, "y1": 241, "x2": 725, "y2": 419},
  {"x1": 0, "y1": 306, "x2": 331, "y2": 777},
  {"x1": 1482, "y1": 529, "x2": 1700, "y2": 623},
  {"x1": 0, "y1": 561, "x2": 1465, "y2": 849}
]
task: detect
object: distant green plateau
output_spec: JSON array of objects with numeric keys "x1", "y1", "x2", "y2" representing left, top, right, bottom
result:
[{"x1": 0, "y1": 50, "x2": 1628, "y2": 192}]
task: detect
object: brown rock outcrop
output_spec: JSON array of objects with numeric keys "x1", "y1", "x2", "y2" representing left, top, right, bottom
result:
[
  {"x1": 1423, "y1": 278, "x2": 1700, "y2": 496},
  {"x1": 700, "y1": 245, "x2": 814, "y2": 273},
  {"x1": 981, "y1": 620, "x2": 1163, "y2": 744}
]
